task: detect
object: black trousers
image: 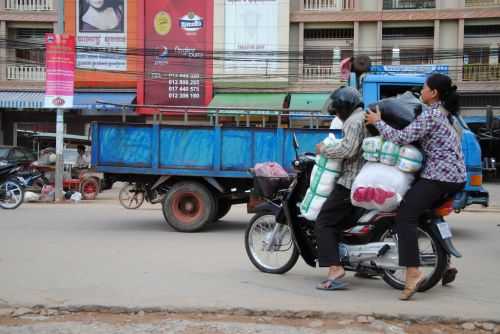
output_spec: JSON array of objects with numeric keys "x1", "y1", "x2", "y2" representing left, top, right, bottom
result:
[
  {"x1": 315, "y1": 185, "x2": 357, "y2": 267},
  {"x1": 396, "y1": 178, "x2": 465, "y2": 267}
]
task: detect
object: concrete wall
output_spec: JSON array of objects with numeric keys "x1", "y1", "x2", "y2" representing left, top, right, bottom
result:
[
  {"x1": 358, "y1": 22, "x2": 378, "y2": 53},
  {"x1": 358, "y1": 0, "x2": 379, "y2": 11},
  {"x1": 440, "y1": 0, "x2": 464, "y2": 9}
]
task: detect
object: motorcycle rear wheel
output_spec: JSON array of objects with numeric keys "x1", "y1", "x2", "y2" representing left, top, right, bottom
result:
[
  {"x1": 245, "y1": 212, "x2": 299, "y2": 274},
  {"x1": 0, "y1": 179, "x2": 24, "y2": 209},
  {"x1": 379, "y1": 224, "x2": 449, "y2": 292}
]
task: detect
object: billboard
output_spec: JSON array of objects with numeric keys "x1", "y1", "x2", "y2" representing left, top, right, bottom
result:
[
  {"x1": 76, "y1": 0, "x2": 127, "y2": 71},
  {"x1": 140, "y1": 1, "x2": 213, "y2": 107},
  {"x1": 44, "y1": 34, "x2": 75, "y2": 109},
  {"x1": 224, "y1": 0, "x2": 279, "y2": 74}
]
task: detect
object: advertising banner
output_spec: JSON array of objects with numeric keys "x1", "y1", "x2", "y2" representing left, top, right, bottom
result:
[
  {"x1": 44, "y1": 34, "x2": 76, "y2": 109},
  {"x1": 76, "y1": 0, "x2": 127, "y2": 71},
  {"x1": 143, "y1": 1, "x2": 213, "y2": 106},
  {"x1": 224, "y1": 0, "x2": 279, "y2": 74}
]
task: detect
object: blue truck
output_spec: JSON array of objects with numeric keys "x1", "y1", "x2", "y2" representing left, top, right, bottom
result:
[{"x1": 92, "y1": 65, "x2": 488, "y2": 232}]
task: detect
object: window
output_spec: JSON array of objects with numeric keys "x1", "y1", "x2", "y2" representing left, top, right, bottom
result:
[
  {"x1": 464, "y1": 25, "x2": 500, "y2": 37},
  {"x1": 382, "y1": 27, "x2": 434, "y2": 39},
  {"x1": 379, "y1": 84, "x2": 422, "y2": 100},
  {"x1": 304, "y1": 28, "x2": 354, "y2": 40},
  {"x1": 11, "y1": 28, "x2": 52, "y2": 65},
  {"x1": 464, "y1": 47, "x2": 490, "y2": 65},
  {"x1": 304, "y1": 49, "x2": 353, "y2": 66},
  {"x1": 382, "y1": 48, "x2": 433, "y2": 65}
]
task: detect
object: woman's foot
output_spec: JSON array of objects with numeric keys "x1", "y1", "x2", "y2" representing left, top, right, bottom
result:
[{"x1": 400, "y1": 269, "x2": 426, "y2": 301}]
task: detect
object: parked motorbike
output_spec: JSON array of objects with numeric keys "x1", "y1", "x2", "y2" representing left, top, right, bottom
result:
[
  {"x1": 0, "y1": 164, "x2": 25, "y2": 209},
  {"x1": 245, "y1": 134, "x2": 462, "y2": 292},
  {"x1": 15, "y1": 169, "x2": 48, "y2": 193},
  {"x1": 118, "y1": 181, "x2": 168, "y2": 209}
]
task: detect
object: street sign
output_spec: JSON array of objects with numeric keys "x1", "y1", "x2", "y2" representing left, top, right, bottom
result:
[{"x1": 44, "y1": 34, "x2": 76, "y2": 109}]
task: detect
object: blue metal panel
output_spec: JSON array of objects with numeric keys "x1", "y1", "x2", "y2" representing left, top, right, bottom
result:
[
  {"x1": 283, "y1": 129, "x2": 338, "y2": 170},
  {"x1": 221, "y1": 129, "x2": 253, "y2": 171},
  {"x1": 97, "y1": 125, "x2": 153, "y2": 166},
  {"x1": 159, "y1": 127, "x2": 214, "y2": 169},
  {"x1": 95, "y1": 165, "x2": 254, "y2": 178},
  {"x1": 254, "y1": 130, "x2": 278, "y2": 164}
]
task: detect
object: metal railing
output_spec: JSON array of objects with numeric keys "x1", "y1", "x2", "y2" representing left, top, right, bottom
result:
[
  {"x1": 465, "y1": 0, "x2": 500, "y2": 7},
  {"x1": 383, "y1": 0, "x2": 436, "y2": 9},
  {"x1": 302, "y1": 64, "x2": 341, "y2": 80},
  {"x1": 7, "y1": 64, "x2": 46, "y2": 81},
  {"x1": 4, "y1": 0, "x2": 53, "y2": 10},
  {"x1": 463, "y1": 64, "x2": 500, "y2": 81},
  {"x1": 303, "y1": 0, "x2": 355, "y2": 11}
]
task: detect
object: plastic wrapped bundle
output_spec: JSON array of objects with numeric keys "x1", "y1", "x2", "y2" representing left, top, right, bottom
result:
[
  {"x1": 299, "y1": 135, "x2": 342, "y2": 221},
  {"x1": 362, "y1": 136, "x2": 384, "y2": 162},
  {"x1": 351, "y1": 162, "x2": 415, "y2": 211},
  {"x1": 367, "y1": 91, "x2": 425, "y2": 135},
  {"x1": 380, "y1": 141, "x2": 400, "y2": 166},
  {"x1": 398, "y1": 145, "x2": 424, "y2": 173}
]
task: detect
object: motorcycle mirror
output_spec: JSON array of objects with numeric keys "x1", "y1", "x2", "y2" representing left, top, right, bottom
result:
[{"x1": 292, "y1": 132, "x2": 300, "y2": 160}]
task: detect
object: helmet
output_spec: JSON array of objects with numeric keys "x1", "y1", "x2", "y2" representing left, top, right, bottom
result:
[{"x1": 324, "y1": 86, "x2": 363, "y2": 121}]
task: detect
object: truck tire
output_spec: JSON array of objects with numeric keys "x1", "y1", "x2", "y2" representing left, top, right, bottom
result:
[
  {"x1": 162, "y1": 181, "x2": 217, "y2": 232},
  {"x1": 215, "y1": 199, "x2": 232, "y2": 221}
]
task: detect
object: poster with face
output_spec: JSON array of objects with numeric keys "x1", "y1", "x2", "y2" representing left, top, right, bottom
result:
[{"x1": 76, "y1": 0, "x2": 127, "y2": 71}]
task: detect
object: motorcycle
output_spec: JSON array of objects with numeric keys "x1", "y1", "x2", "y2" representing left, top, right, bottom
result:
[
  {"x1": 15, "y1": 169, "x2": 48, "y2": 193},
  {"x1": 245, "y1": 134, "x2": 462, "y2": 292},
  {"x1": 118, "y1": 181, "x2": 168, "y2": 209},
  {"x1": 0, "y1": 164, "x2": 25, "y2": 209}
]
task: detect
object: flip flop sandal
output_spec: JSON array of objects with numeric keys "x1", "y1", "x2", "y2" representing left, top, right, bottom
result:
[{"x1": 316, "y1": 278, "x2": 349, "y2": 291}]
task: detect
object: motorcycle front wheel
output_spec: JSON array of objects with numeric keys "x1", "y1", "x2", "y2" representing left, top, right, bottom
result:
[
  {"x1": 379, "y1": 224, "x2": 449, "y2": 292},
  {"x1": 119, "y1": 183, "x2": 145, "y2": 209},
  {"x1": 245, "y1": 212, "x2": 299, "y2": 274},
  {"x1": 0, "y1": 179, "x2": 24, "y2": 209}
]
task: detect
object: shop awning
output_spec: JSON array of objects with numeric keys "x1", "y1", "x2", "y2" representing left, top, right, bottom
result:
[
  {"x1": 75, "y1": 92, "x2": 136, "y2": 112},
  {"x1": 0, "y1": 91, "x2": 44, "y2": 109},
  {"x1": 208, "y1": 93, "x2": 287, "y2": 115},
  {"x1": 289, "y1": 93, "x2": 330, "y2": 111}
]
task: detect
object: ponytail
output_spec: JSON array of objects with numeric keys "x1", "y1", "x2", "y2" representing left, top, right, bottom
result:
[{"x1": 426, "y1": 74, "x2": 460, "y2": 116}]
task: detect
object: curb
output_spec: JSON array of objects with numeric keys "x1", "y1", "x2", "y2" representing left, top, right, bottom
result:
[{"x1": 1, "y1": 304, "x2": 500, "y2": 325}]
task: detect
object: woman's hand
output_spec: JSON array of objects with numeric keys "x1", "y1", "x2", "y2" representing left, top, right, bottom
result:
[
  {"x1": 365, "y1": 106, "x2": 382, "y2": 125},
  {"x1": 316, "y1": 143, "x2": 325, "y2": 155}
]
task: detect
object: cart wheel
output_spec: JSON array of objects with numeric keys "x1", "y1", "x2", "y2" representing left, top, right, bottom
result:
[
  {"x1": 215, "y1": 198, "x2": 232, "y2": 221},
  {"x1": 162, "y1": 181, "x2": 216, "y2": 232},
  {"x1": 80, "y1": 178, "x2": 99, "y2": 200}
]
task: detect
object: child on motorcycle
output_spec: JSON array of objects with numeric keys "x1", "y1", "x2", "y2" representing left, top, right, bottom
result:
[
  {"x1": 365, "y1": 73, "x2": 466, "y2": 300},
  {"x1": 315, "y1": 86, "x2": 369, "y2": 291}
]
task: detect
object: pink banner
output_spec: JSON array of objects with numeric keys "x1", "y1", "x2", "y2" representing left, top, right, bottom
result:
[{"x1": 44, "y1": 34, "x2": 76, "y2": 108}]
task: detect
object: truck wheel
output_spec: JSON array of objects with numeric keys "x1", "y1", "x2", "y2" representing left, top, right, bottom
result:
[
  {"x1": 162, "y1": 182, "x2": 216, "y2": 232},
  {"x1": 215, "y1": 199, "x2": 232, "y2": 221},
  {"x1": 80, "y1": 178, "x2": 99, "y2": 200}
]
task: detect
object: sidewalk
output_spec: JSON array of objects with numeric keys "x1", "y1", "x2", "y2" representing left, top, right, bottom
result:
[{"x1": 481, "y1": 182, "x2": 500, "y2": 210}]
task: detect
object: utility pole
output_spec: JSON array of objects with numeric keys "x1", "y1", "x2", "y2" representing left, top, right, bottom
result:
[{"x1": 55, "y1": 0, "x2": 65, "y2": 202}]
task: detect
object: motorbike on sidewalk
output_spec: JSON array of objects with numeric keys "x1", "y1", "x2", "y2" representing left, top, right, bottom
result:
[
  {"x1": 245, "y1": 135, "x2": 462, "y2": 292},
  {"x1": 15, "y1": 169, "x2": 48, "y2": 193},
  {"x1": 0, "y1": 164, "x2": 25, "y2": 209}
]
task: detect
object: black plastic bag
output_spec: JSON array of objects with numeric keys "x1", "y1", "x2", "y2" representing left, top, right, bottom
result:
[{"x1": 367, "y1": 91, "x2": 425, "y2": 135}]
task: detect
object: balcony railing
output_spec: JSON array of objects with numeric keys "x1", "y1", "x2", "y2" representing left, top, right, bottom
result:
[
  {"x1": 463, "y1": 64, "x2": 500, "y2": 81},
  {"x1": 302, "y1": 64, "x2": 341, "y2": 80},
  {"x1": 383, "y1": 0, "x2": 436, "y2": 10},
  {"x1": 4, "y1": 0, "x2": 53, "y2": 10},
  {"x1": 7, "y1": 64, "x2": 46, "y2": 81},
  {"x1": 465, "y1": 0, "x2": 500, "y2": 7},
  {"x1": 304, "y1": 0, "x2": 355, "y2": 11}
]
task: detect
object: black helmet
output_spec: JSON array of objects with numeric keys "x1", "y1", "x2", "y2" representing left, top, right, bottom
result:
[{"x1": 324, "y1": 86, "x2": 363, "y2": 121}]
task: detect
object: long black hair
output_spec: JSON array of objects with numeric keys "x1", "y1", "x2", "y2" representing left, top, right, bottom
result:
[{"x1": 426, "y1": 73, "x2": 460, "y2": 116}]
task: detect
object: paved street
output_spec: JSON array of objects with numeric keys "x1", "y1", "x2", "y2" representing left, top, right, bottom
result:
[{"x1": 1, "y1": 186, "x2": 500, "y2": 322}]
